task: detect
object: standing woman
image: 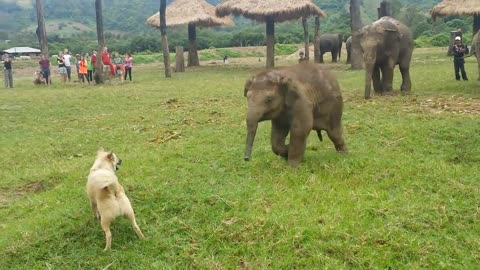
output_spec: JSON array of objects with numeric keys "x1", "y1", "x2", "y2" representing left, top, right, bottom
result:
[
  {"x1": 85, "y1": 52, "x2": 93, "y2": 83},
  {"x1": 57, "y1": 52, "x2": 67, "y2": 83},
  {"x1": 124, "y1": 53, "x2": 133, "y2": 81},
  {"x1": 78, "y1": 55, "x2": 88, "y2": 84},
  {"x1": 39, "y1": 54, "x2": 51, "y2": 85},
  {"x1": 3, "y1": 54, "x2": 13, "y2": 88}
]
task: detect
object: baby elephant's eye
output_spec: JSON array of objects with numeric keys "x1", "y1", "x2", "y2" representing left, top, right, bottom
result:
[{"x1": 265, "y1": 96, "x2": 274, "y2": 104}]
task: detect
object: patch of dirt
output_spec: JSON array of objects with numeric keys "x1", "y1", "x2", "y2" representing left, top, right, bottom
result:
[
  {"x1": 407, "y1": 96, "x2": 480, "y2": 115},
  {"x1": 0, "y1": 181, "x2": 51, "y2": 207}
]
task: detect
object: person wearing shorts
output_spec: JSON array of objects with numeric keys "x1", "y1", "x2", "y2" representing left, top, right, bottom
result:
[
  {"x1": 63, "y1": 49, "x2": 72, "y2": 82},
  {"x1": 57, "y1": 52, "x2": 67, "y2": 83}
]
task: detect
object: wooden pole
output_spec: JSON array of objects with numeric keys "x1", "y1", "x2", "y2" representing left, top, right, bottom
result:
[
  {"x1": 314, "y1": 16, "x2": 321, "y2": 63},
  {"x1": 350, "y1": 0, "x2": 363, "y2": 70},
  {"x1": 266, "y1": 16, "x2": 275, "y2": 68},
  {"x1": 160, "y1": 0, "x2": 171, "y2": 78},
  {"x1": 474, "y1": 15, "x2": 480, "y2": 36},
  {"x1": 302, "y1": 17, "x2": 309, "y2": 61},
  {"x1": 175, "y1": 46, "x2": 185, "y2": 72},
  {"x1": 35, "y1": 0, "x2": 48, "y2": 57},
  {"x1": 187, "y1": 23, "x2": 200, "y2": 67},
  {"x1": 94, "y1": 0, "x2": 105, "y2": 84}
]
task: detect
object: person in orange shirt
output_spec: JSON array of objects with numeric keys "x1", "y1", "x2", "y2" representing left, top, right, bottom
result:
[{"x1": 79, "y1": 55, "x2": 89, "y2": 84}]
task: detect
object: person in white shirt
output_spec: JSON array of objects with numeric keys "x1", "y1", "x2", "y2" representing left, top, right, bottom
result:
[{"x1": 63, "y1": 49, "x2": 72, "y2": 82}]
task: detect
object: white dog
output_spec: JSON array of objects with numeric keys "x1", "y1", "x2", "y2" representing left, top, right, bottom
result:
[{"x1": 87, "y1": 149, "x2": 145, "y2": 250}]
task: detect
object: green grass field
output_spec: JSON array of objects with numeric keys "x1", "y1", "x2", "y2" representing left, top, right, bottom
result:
[{"x1": 1, "y1": 48, "x2": 479, "y2": 269}]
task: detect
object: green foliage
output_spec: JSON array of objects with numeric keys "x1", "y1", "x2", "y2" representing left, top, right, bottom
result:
[
  {"x1": 275, "y1": 44, "x2": 298, "y2": 55},
  {"x1": 430, "y1": 33, "x2": 450, "y2": 47}
]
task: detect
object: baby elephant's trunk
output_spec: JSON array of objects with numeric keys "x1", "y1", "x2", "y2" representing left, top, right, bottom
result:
[{"x1": 244, "y1": 120, "x2": 258, "y2": 161}]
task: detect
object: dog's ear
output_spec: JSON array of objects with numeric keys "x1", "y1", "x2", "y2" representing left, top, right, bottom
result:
[
  {"x1": 106, "y1": 151, "x2": 114, "y2": 161},
  {"x1": 97, "y1": 147, "x2": 105, "y2": 153}
]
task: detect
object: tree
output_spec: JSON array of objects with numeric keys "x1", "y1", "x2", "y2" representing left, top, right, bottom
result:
[
  {"x1": 302, "y1": 17, "x2": 309, "y2": 61},
  {"x1": 94, "y1": 0, "x2": 105, "y2": 84},
  {"x1": 35, "y1": 0, "x2": 48, "y2": 57},
  {"x1": 314, "y1": 17, "x2": 321, "y2": 63},
  {"x1": 160, "y1": 0, "x2": 171, "y2": 78},
  {"x1": 350, "y1": 0, "x2": 363, "y2": 70}
]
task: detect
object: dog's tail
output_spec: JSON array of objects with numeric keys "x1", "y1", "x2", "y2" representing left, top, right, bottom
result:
[{"x1": 96, "y1": 175, "x2": 119, "y2": 197}]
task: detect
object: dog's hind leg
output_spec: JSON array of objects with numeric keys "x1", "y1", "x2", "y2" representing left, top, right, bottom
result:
[
  {"x1": 126, "y1": 211, "x2": 145, "y2": 240},
  {"x1": 101, "y1": 218, "x2": 112, "y2": 250},
  {"x1": 90, "y1": 201, "x2": 100, "y2": 220}
]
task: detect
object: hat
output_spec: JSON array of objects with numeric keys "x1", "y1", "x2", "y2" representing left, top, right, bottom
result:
[{"x1": 455, "y1": 36, "x2": 461, "y2": 41}]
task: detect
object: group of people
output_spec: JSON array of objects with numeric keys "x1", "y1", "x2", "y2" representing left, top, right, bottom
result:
[{"x1": 31, "y1": 47, "x2": 134, "y2": 86}]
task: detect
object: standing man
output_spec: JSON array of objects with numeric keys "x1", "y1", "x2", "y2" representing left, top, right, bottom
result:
[
  {"x1": 452, "y1": 36, "x2": 468, "y2": 81},
  {"x1": 3, "y1": 54, "x2": 13, "y2": 88},
  {"x1": 63, "y1": 49, "x2": 72, "y2": 82},
  {"x1": 38, "y1": 54, "x2": 51, "y2": 85}
]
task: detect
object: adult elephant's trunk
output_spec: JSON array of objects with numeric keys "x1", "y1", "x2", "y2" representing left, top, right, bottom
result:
[{"x1": 244, "y1": 118, "x2": 259, "y2": 161}]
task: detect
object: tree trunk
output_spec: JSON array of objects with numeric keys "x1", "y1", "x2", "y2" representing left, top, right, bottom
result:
[
  {"x1": 187, "y1": 24, "x2": 200, "y2": 67},
  {"x1": 474, "y1": 15, "x2": 480, "y2": 36},
  {"x1": 94, "y1": 0, "x2": 105, "y2": 84},
  {"x1": 350, "y1": 0, "x2": 363, "y2": 70},
  {"x1": 302, "y1": 17, "x2": 309, "y2": 61},
  {"x1": 377, "y1": 0, "x2": 392, "y2": 19},
  {"x1": 160, "y1": 0, "x2": 171, "y2": 77},
  {"x1": 314, "y1": 16, "x2": 321, "y2": 63},
  {"x1": 35, "y1": 0, "x2": 48, "y2": 57},
  {"x1": 266, "y1": 16, "x2": 275, "y2": 68},
  {"x1": 175, "y1": 46, "x2": 185, "y2": 72}
]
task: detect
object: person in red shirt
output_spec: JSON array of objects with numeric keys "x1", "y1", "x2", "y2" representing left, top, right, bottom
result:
[{"x1": 101, "y1": 47, "x2": 115, "y2": 77}]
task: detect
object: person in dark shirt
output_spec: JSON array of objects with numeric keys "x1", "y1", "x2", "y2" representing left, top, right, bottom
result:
[
  {"x1": 452, "y1": 36, "x2": 468, "y2": 81},
  {"x1": 3, "y1": 54, "x2": 13, "y2": 88},
  {"x1": 38, "y1": 54, "x2": 51, "y2": 85}
]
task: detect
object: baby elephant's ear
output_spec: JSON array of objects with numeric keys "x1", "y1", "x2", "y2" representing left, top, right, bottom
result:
[
  {"x1": 244, "y1": 78, "x2": 253, "y2": 97},
  {"x1": 266, "y1": 71, "x2": 290, "y2": 85}
]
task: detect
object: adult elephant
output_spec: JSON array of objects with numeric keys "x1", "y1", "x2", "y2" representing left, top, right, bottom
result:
[
  {"x1": 345, "y1": 36, "x2": 352, "y2": 64},
  {"x1": 358, "y1": 16, "x2": 413, "y2": 99},
  {"x1": 473, "y1": 30, "x2": 480, "y2": 80},
  {"x1": 319, "y1": 33, "x2": 343, "y2": 63}
]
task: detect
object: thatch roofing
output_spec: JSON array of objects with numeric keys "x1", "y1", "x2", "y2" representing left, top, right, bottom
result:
[
  {"x1": 216, "y1": 0, "x2": 327, "y2": 23},
  {"x1": 431, "y1": 0, "x2": 480, "y2": 19},
  {"x1": 146, "y1": 0, "x2": 233, "y2": 27}
]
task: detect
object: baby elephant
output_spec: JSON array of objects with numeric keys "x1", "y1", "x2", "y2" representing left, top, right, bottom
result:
[{"x1": 244, "y1": 63, "x2": 346, "y2": 167}]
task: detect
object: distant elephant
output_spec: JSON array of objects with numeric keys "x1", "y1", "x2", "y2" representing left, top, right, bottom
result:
[
  {"x1": 473, "y1": 30, "x2": 480, "y2": 80},
  {"x1": 319, "y1": 33, "x2": 343, "y2": 63},
  {"x1": 345, "y1": 36, "x2": 352, "y2": 64},
  {"x1": 243, "y1": 63, "x2": 346, "y2": 167},
  {"x1": 359, "y1": 16, "x2": 413, "y2": 99}
]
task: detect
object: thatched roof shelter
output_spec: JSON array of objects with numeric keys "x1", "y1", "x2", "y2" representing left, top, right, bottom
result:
[
  {"x1": 431, "y1": 0, "x2": 480, "y2": 34},
  {"x1": 216, "y1": 0, "x2": 327, "y2": 68},
  {"x1": 146, "y1": 0, "x2": 233, "y2": 66},
  {"x1": 431, "y1": 0, "x2": 480, "y2": 19},
  {"x1": 216, "y1": 0, "x2": 327, "y2": 23}
]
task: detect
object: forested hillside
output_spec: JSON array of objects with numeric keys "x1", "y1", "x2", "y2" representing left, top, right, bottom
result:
[{"x1": 0, "y1": 0, "x2": 472, "y2": 54}]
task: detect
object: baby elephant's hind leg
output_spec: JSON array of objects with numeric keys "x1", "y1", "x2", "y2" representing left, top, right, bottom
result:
[{"x1": 126, "y1": 211, "x2": 145, "y2": 240}]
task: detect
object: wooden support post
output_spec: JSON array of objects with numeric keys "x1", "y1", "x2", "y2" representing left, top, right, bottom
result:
[{"x1": 175, "y1": 46, "x2": 185, "y2": 72}]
